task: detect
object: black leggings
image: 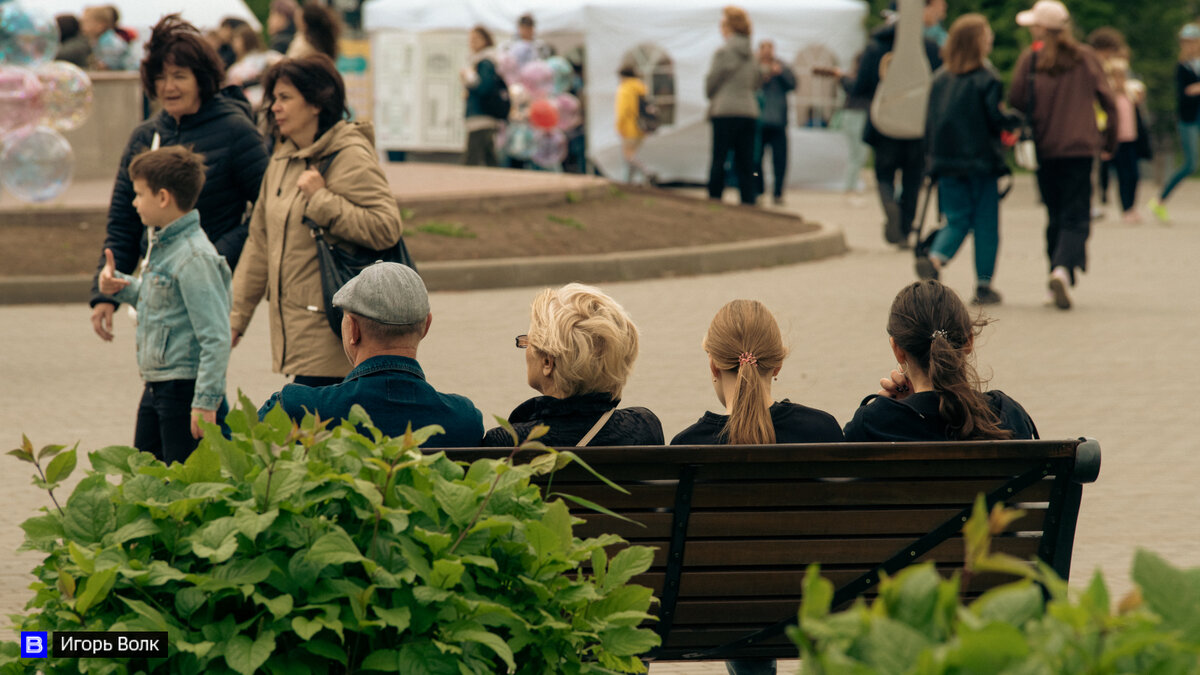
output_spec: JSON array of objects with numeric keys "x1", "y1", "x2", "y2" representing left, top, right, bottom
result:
[
  {"x1": 708, "y1": 116, "x2": 759, "y2": 205},
  {"x1": 1036, "y1": 156, "x2": 1093, "y2": 282}
]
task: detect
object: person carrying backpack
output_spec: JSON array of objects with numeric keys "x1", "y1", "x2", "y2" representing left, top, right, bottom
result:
[
  {"x1": 461, "y1": 25, "x2": 507, "y2": 167},
  {"x1": 851, "y1": 0, "x2": 944, "y2": 247},
  {"x1": 615, "y1": 60, "x2": 656, "y2": 184}
]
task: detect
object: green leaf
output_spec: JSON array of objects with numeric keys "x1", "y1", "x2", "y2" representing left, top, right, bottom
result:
[
  {"x1": 180, "y1": 444, "x2": 222, "y2": 483},
  {"x1": 37, "y1": 444, "x2": 67, "y2": 461},
  {"x1": 225, "y1": 631, "x2": 275, "y2": 675},
  {"x1": 117, "y1": 596, "x2": 170, "y2": 631},
  {"x1": 20, "y1": 514, "x2": 64, "y2": 546},
  {"x1": 430, "y1": 559, "x2": 465, "y2": 590},
  {"x1": 306, "y1": 528, "x2": 365, "y2": 567},
  {"x1": 74, "y1": 567, "x2": 118, "y2": 615},
  {"x1": 63, "y1": 482, "x2": 116, "y2": 544},
  {"x1": 234, "y1": 508, "x2": 279, "y2": 542},
  {"x1": 253, "y1": 592, "x2": 294, "y2": 619},
  {"x1": 191, "y1": 516, "x2": 241, "y2": 563},
  {"x1": 449, "y1": 629, "x2": 515, "y2": 672},
  {"x1": 105, "y1": 517, "x2": 160, "y2": 546},
  {"x1": 209, "y1": 556, "x2": 276, "y2": 586},
  {"x1": 174, "y1": 587, "x2": 207, "y2": 619},
  {"x1": 44, "y1": 447, "x2": 77, "y2": 484},
  {"x1": 801, "y1": 565, "x2": 834, "y2": 622},
  {"x1": 885, "y1": 564, "x2": 942, "y2": 633},
  {"x1": 302, "y1": 639, "x2": 348, "y2": 663},
  {"x1": 373, "y1": 606, "x2": 411, "y2": 632},
  {"x1": 1132, "y1": 548, "x2": 1200, "y2": 643},
  {"x1": 603, "y1": 547, "x2": 654, "y2": 593},
  {"x1": 598, "y1": 625, "x2": 661, "y2": 657},
  {"x1": 947, "y1": 622, "x2": 1029, "y2": 672},
  {"x1": 524, "y1": 521, "x2": 560, "y2": 562},
  {"x1": 433, "y1": 478, "x2": 478, "y2": 526},
  {"x1": 88, "y1": 445, "x2": 141, "y2": 475},
  {"x1": 553, "y1": 492, "x2": 640, "y2": 525},
  {"x1": 856, "y1": 617, "x2": 932, "y2": 674},
  {"x1": 360, "y1": 649, "x2": 400, "y2": 672},
  {"x1": 971, "y1": 581, "x2": 1044, "y2": 627}
]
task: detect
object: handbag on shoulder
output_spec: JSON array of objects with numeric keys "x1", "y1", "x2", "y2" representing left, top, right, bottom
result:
[{"x1": 303, "y1": 150, "x2": 418, "y2": 337}]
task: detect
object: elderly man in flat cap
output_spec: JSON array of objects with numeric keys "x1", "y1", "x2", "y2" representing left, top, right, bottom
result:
[{"x1": 258, "y1": 263, "x2": 484, "y2": 447}]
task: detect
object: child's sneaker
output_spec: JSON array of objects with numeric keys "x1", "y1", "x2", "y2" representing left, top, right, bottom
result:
[{"x1": 1147, "y1": 197, "x2": 1169, "y2": 223}]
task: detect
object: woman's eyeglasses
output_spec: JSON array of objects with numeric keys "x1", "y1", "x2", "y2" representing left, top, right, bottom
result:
[{"x1": 515, "y1": 334, "x2": 529, "y2": 349}]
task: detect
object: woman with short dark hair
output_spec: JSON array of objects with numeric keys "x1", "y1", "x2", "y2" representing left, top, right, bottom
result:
[
  {"x1": 460, "y1": 25, "x2": 502, "y2": 166},
  {"x1": 288, "y1": 3, "x2": 341, "y2": 60},
  {"x1": 231, "y1": 54, "x2": 404, "y2": 387},
  {"x1": 90, "y1": 14, "x2": 268, "y2": 343}
]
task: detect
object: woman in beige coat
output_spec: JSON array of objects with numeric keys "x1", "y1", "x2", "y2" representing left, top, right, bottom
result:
[{"x1": 231, "y1": 54, "x2": 402, "y2": 386}]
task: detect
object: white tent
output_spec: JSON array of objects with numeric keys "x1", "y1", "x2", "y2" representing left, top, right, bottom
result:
[
  {"x1": 363, "y1": 0, "x2": 867, "y2": 189},
  {"x1": 37, "y1": 0, "x2": 260, "y2": 32}
]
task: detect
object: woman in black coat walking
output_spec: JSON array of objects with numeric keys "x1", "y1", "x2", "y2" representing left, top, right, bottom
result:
[{"x1": 90, "y1": 14, "x2": 268, "y2": 342}]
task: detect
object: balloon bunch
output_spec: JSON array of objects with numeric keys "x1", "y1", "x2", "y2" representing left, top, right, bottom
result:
[
  {"x1": 0, "y1": 1, "x2": 93, "y2": 203},
  {"x1": 496, "y1": 47, "x2": 580, "y2": 169}
]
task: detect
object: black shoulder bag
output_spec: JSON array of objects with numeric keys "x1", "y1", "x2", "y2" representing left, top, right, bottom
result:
[{"x1": 302, "y1": 150, "x2": 418, "y2": 337}]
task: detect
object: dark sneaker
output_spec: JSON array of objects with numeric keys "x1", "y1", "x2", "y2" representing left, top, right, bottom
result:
[
  {"x1": 972, "y1": 286, "x2": 1003, "y2": 305},
  {"x1": 883, "y1": 202, "x2": 902, "y2": 244},
  {"x1": 915, "y1": 256, "x2": 939, "y2": 280},
  {"x1": 1048, "y1": 275, "x2": 1071, "y2": 310}
]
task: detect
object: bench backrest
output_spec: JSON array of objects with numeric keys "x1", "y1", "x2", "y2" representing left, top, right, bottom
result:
[{"x1": 443, "y1": 439, "x2": 1101, "y2": 660}]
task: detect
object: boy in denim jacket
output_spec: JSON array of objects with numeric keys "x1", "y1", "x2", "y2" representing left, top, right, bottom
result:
[{"x1": 99, "y1": 146, "x2": 232, "y2": 464}]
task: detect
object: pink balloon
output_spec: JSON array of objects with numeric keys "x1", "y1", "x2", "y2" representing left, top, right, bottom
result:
[
  {"x1": 554, "y1": 93, "x2": 581, "y2": 130},
  {"x1": 0, "y1": 65, "x2": 43, "y2": 136},
  {"x1": 531, "y1": 128, "x2": 567, "y2": 169},
  {"x1": 518, "y1": 60, "x2": 555, "y2": 98}
]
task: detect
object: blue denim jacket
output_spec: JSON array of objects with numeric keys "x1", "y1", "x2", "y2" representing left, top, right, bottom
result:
[
  {"x1": 258, "y1": 355, "x2": 485, "y2": 448},
  {"x1": 113, "y1": 210, "x2": 232, "y2": 410}
]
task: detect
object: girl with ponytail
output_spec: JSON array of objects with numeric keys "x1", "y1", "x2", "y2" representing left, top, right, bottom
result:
[
  {"x1": 844, "y1": 280, "x2": 1038, "y2": 442},
  {"x1": 673, "y1": 299, "x2": 843, "y2": 446}
]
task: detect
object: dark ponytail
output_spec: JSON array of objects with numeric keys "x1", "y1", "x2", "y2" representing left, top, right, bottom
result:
[{"x1": 887, "y1": 281, "x2": 1011, "y2": 440}]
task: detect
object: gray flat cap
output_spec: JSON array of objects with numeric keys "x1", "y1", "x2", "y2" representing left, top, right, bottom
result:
[{"x1": 332, "y1": 263, "x2": 428, "y2": 325}]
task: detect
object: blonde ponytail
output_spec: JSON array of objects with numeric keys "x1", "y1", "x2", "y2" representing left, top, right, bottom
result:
[{"x1": 702, "y1": 301, "x2": 787, "y2": 445}]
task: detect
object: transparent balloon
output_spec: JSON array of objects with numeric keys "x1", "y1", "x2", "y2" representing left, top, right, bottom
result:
[
  {"x1": 530, "y1": 129, "x2": 567, "y2": 169},
  {"x1": 518, "y1": 60, "x2": 555, "y2": 98},
  {"x1": 554, "y1": 93, "x2": 582, "y2": 131},
  {"x1": 506, "y1": 41, "x2": 536, "y2": 70},
  {"x1": 507, "y1": 82, "x2": 531, "y2": 120},
  {"x1": 1, "y1": 125, "x2": 74, "y2": 202},
  {"x1": 546, "y1": 55, "x2": 574, "y2": 95},
  {"x1": 0, "y1": 2, "x2": 59, "y2": 67},
  {"x1": 36, "y1": 61, "x2": 93, "y2": 132},
  {"x1": 0, "y1": 65, "x2": 42, "y2": 136},
  {"x1": 528, "y1": 98, "x2": 559, "y2": 130},
  {"x1": 496, "y1": 50, "x2": 520, "y2": 82},
  {"x1": 504, "y1": 122, "x2": 536, "y2": 161}
]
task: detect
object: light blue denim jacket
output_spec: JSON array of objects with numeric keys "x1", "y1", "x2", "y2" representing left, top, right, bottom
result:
[{"x1": 113, "y1": 210, "x2": 232, "y2": 410}]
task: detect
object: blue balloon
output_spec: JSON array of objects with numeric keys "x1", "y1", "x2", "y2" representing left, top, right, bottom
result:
[
  {"x1": 505, "y1": 123, "x2": 536, "y2": 161},
  {"x1": 1, "y1": 125, "x2": 74, "y2": 203},
  {"x1": 546, "y1": 56, "x2": 574, "y2": 95},
  {"x1": 0, "y1": 2, "x2": 59, "y2": 67}
]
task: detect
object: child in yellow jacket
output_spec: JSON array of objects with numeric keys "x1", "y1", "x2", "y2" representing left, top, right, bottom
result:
[{"x1": 615, "y1": 62, "x2": 654, "y2": 183}]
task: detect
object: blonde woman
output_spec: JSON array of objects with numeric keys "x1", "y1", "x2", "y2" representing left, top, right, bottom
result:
[
  {"x1": 672, "y1": 299, "x2": 841, "y2": 675},
  {"x1": 482, "y1": 283, "x2": 663, "y2": 447}
]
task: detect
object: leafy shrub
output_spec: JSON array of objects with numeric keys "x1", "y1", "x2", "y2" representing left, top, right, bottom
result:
[
  {"x1": 790, "y1": 496, "x2": 1200, "y2": 674},
  {"x1": 0, "y1": 397, "x2": 660, "y2": 674}
]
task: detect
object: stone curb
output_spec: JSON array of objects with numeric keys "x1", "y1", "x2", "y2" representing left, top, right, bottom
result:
[{"x1": 0, "y1": 224, "x2": 845, "y2": 305}]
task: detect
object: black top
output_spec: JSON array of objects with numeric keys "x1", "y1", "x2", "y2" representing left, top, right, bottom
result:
[
  {"x1": 671, "y1": 399, "x2": 844, "y2": 445},
  {"x1": 482, "y1": 392, "x2": 665, "y2": 448},
  {"x1": 91, "y1": 89, "x2": 269, "y2": 307},
  {"x1": 1177, "y1": 61, "x2": 1200, "y2": 124},
  {"x1": 925, "y1": 65, "x2": 1022, "y2": 177},
  {"x1": 850, "y1": 23, "x2": 942, "y2": 146},
  {"x1": 843, "y1": 390, "x2": 1039, "y2": 442}
]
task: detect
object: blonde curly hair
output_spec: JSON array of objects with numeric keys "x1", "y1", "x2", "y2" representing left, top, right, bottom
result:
[{"x1": 527, "y1": 283, "x2": 640, "y2": 399}]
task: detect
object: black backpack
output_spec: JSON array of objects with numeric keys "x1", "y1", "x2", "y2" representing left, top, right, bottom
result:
[
  {"x1": 636, "y1": 94, "x2": 659, "y2": 133},
  {"x1": 480, "y1": 61, "x2": 511, "y2": 120}
]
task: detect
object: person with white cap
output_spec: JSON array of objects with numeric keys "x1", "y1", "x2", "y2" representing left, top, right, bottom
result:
[
  {"x1": 1008, "y1": 0, "x2": 1117, "y2": 310},
  {"x1": 257, "y1": 262, "x2": 484, "y2": 448},
  {"x1": 1147, "y1": 22, "x2": 1200, "y2": 223}
]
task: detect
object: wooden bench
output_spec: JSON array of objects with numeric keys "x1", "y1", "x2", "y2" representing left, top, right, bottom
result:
[{"x1": 445, "y1": 438, "x2": 1101, "y2": 662}]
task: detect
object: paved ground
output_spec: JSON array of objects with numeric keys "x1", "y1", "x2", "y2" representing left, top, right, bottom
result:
[{"x1": 2, "y1": 173, "x2": 1198, "y2": 673}]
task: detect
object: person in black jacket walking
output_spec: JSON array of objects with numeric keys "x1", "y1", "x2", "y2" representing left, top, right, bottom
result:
[
  {"x1": 917, "y1": 14, "x2": 1021, "y2": 305},
  {"x1": 90, "y1": 14, "x2": 268, "y2": 343},
  {"x1": 851, "y1": 0, "x2": 944, "y2": 247}
]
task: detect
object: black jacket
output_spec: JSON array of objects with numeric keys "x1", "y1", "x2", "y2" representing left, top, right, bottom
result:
[
  {"x1": 91, "y1": 89, "x2": 269, "y2": 307},
  {"x1": 1176, "y1": 61, "x2": 1200, "y2": 124},
  {"x1": 481, "y1": 392, "x2": 665, "y2": 448},
  {"x1": 925, "y1": 65, "x2": 1022, "y2": 178},
  {"x1": 671, "y1": 400, "x2": 844, "y2": 445},
  {"x1": 843, "y1": 390, "x2": 1038, "y2": 442},
  {"x1": 850, "y1": 24, "x2": 942, "y2": 146}
]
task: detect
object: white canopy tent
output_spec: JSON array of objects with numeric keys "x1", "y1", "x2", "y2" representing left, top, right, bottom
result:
[
  {"x1": 36, "y1": 0, "x2": 260, "y2": 33},
  {"x1": 363, "y1": 0, "x2": 867, "y2": 188}
]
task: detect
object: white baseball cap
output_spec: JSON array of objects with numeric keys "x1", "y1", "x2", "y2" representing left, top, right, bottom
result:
[{"x1": 1016, "y1": 1, "x2": 1070, "y2": 30}]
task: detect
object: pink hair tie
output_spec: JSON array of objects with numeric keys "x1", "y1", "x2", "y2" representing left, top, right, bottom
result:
[{"x1": 738, "y1": 351, "x2": 757, "y2": 366}]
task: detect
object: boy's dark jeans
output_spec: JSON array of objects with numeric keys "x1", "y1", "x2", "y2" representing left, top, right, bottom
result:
[{"x1": 134, "y1": 379, "x2": 227, "y2": 465}]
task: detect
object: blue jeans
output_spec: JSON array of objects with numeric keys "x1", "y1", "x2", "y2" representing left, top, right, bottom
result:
[
  {"x1": 930, "y1": 173, "x2": 1000, "y2": 284},
  {"x1": 1161, "y1": 120, "x2": 1200, "y2": 201}
]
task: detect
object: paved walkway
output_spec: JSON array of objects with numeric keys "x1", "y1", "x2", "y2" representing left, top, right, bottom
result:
[{"x1": 2, "y1": 174, "x2": 1198, "y2": 674}]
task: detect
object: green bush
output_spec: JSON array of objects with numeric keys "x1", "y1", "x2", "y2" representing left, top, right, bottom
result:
[
  {"x1": 790, "y1": 496, "x2": 1200, "y2": 674},
  {"x1": 0, "y1": 397, "x2": 660, "y2": 674}
]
